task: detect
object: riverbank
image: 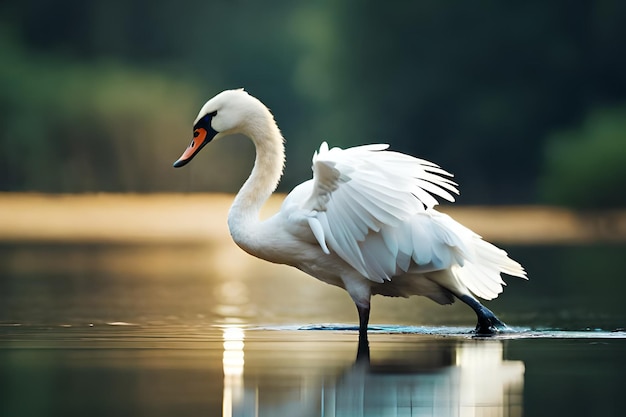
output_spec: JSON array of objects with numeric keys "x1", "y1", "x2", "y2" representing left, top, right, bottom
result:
[{"x1": 0, "y1": 193, "x2": 625, "y2": 244}]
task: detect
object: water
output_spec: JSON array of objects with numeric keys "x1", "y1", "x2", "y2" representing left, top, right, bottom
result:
[{"x1": 1, "y1": 242, "x2": 625, "y2": 417}]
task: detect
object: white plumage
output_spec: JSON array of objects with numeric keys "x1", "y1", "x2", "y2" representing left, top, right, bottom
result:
[{"x1": 173, "y1": 89, "x2": 527, "y2": 340}]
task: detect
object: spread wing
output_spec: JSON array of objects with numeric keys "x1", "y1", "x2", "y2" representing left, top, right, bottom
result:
[{"x1": 296, "y1": 142, "x2": 459, "y2": 280}]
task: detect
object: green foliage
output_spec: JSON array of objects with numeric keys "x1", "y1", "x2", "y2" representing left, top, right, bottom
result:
[
  {"x1": 0, "y1": 0, "x2": 625, "y2": 202},
  {"x1": 284, "y1": 0, "x2": 626, "y2": 203},
  {"x1": 0, "y1": 33, "x2": 206, "y2": 191},
  {"x1": 540, "y1": 107, "x2": 626, "y2": 208}
]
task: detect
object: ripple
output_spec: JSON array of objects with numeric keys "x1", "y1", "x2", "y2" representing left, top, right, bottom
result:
[{"x1": 257, "y1": 324, "x2": 626, "y2": 339}]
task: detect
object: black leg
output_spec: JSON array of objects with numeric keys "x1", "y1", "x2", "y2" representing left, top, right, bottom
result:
[
  {"x1": 356, "y1": 304, "x2": 370, "y2": 361},
  {"x1": 458, "y1": 295, "x2": 507, "y2": 335}
]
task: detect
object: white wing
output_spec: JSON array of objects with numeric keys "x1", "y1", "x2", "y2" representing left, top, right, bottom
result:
[
  {"x1": 283, "y1": 142, "x2": 526, "y2": 297},
  {"x1": 340, "y1": 207, "x2": 526, "y2": 297},
  {"x1": 427, "y1": 212, "x2": 527, "y2": 300},
  {"x1": 294, "y1": 142, "x2": 458, "y2": 281}
]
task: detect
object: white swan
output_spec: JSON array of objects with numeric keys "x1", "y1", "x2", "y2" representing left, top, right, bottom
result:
[{"x1": 173, "y1": 89, "x2": 527, "y2": 341}]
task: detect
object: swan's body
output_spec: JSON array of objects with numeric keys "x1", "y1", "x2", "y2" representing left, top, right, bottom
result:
[{"x1": 174, "y1": 89, "x2": 526, "y2": 340}]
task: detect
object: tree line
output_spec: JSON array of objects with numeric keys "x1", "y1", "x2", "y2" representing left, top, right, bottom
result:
[{"x1": 1, "y1": 0, "x2": 625, "y2": 207}]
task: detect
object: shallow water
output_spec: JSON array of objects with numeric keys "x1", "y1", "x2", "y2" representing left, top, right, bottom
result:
[{"x1": 1, "y1": 242, "x2": 625, "y2": 417}]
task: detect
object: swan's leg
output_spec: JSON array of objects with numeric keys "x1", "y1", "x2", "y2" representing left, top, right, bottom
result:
[
  {"x1": 426, "y1": 270, "x2": 507, "y2": 334},
  {"x1": 342, "y1": 275, "x2": 372, "y2": 359},
  {"x1": 356, "y1": 304, "x2": 370, "y2": 361},
  {"x1": 458, "y1": 295, "x2": 507, "y2": 334}
]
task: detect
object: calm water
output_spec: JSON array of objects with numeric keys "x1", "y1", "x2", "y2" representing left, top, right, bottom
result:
[{"x1": 1, "y1": 242, "x2": 625, "y2": 417}]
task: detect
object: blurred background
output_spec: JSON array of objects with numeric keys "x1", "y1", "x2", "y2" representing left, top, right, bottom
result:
[
  {"x1": 1, "y1": 0, "x2": 625, "y2": 206},
  {"x1": 2, "y1": 3, "x2": 626, "y2": 416}
]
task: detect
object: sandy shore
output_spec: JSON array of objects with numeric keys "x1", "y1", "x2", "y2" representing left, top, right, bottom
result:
[{"x1": 0, "y1": 193, "x2": 625, "y2": 244}]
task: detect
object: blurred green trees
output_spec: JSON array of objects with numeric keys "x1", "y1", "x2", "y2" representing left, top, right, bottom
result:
[
  {"x1": 0, "y1": 33, "x2": 202, "y2": 191},
  {"x1": 0, "y1": 0, "x2": 625, "y2": 206},
  {"x1": 540, "y1": 106, "x2": 626, "y2": 208}
]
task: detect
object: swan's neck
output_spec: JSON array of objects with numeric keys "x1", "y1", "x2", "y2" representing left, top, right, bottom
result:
[{"x1": 227, "y1": 118, "x2": 285, "y2": 252}]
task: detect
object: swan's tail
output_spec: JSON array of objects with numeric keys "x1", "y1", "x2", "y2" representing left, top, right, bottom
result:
[{"x1": 453, "y1": 237, "x2": 527, "y2": 300}]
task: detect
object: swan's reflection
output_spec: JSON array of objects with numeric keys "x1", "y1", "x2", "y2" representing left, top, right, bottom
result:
[
  {"x1": 222, "y1": 327, "x2": 524, "y2": 417},
  {"x1": 222, "y1": 326, "x2": 245, "y2": 417}
]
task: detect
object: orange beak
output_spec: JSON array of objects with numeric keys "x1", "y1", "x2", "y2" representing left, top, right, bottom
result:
[{"x1": 173, "y1": 128, "x2": 210, "y2": 168}]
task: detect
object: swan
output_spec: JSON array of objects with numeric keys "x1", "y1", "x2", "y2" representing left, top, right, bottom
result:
[{"x1": 173, "y1": 88, "x2": 527, "y2": 343}]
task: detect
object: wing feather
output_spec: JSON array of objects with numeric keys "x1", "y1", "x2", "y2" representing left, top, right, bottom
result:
[
  {"x1": 299, "y1": 142, "x2": 460, "y2": 282},
  {"x1": 432, "y1": 212, "x2": 527, "y2": 299},
  {"x1": 291, "y1": 142, "x2": 525, "y2": 294},
  {"x1": 307, "y1": 216, "x2": 330, "y2": 254}
]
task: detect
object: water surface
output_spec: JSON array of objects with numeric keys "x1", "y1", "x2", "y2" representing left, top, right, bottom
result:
[{"x1": 1, "y1": 242, "x2": 625, "y2": 416}]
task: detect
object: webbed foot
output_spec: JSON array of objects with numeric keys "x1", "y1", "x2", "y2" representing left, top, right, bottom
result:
[
  {"x1": 474, "y1": 313, "x2": 507, "y2": 335},
  {"x1": 459, "y1": 294, "x2": 508, "y2": 335}
]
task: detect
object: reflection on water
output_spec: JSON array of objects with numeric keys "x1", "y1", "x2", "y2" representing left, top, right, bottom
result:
[
  {"x1": 221, "y1": 326, "x2": 524, "y2": 417},
  {"x1": 223, "y1": 326, "x2": 245, "y2": 417},
  {"x1": 455, "y1": 342, "x2": 523, "y2": 417},
  {"x1": 1, "y1": 242, "x2": 626, "y2": 417}
]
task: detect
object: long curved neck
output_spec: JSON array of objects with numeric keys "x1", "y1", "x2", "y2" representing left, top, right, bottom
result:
[{"x1": 227, "y1": 116, "x2": 285, "y2": 251}]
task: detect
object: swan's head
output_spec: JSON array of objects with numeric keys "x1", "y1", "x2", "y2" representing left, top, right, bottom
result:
[{"x1": 173, "y1": 88, "x2": 269, "y2": 168}]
